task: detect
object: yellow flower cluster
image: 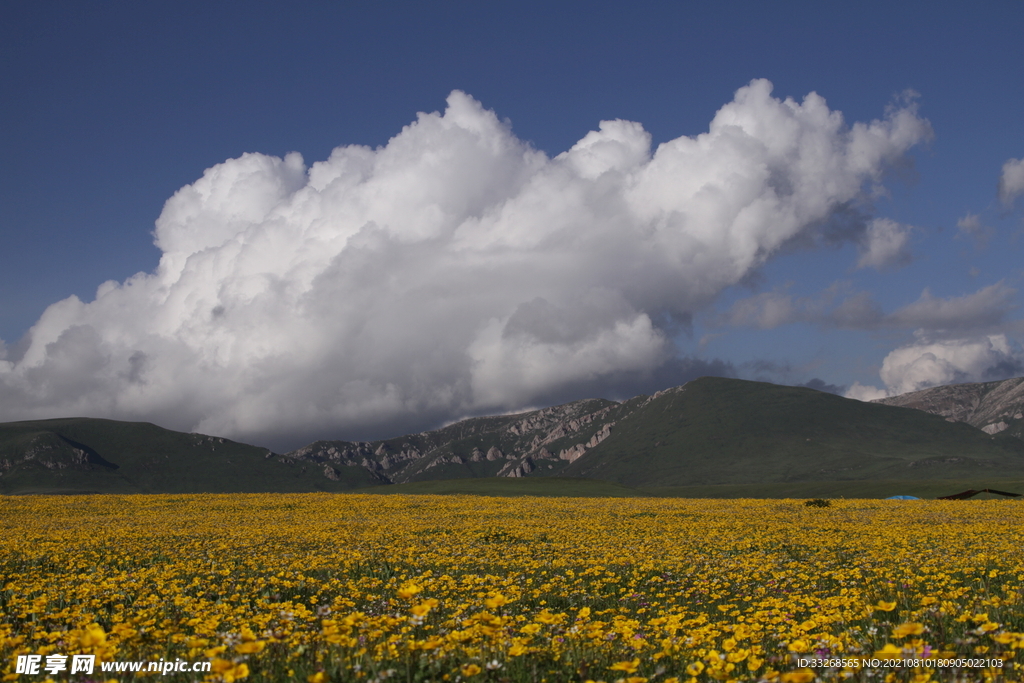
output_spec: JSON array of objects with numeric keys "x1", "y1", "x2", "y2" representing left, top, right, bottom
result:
[{"x1": 1, "y1": 494, "x2": 1022, "y2": 682}]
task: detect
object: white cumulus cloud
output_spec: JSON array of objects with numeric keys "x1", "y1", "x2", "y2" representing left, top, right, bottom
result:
[
  {"x1": 0, "y1": 81, "x2": 932, "y2": 448},
  {"x1": 878, "y1": 335, "x2": 1024, "y2": 397}
]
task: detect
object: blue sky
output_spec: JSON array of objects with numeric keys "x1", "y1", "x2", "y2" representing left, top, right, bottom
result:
[{"x1": 1, "y1": 2, "x2": 1022, "y2": 449}]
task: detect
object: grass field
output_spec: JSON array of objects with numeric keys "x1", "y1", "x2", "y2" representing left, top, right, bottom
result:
[
  {"x1": 358, "y1": 477, "x2": 645, "y2": 497},
  {"x1": 2, "y1": 493, "x2": 1023, "y2": 682},
  {"x1": 356, "y1": 477, "x2": 1024, "y2": 500}
]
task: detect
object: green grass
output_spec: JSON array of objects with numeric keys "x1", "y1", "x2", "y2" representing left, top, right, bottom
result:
[
  {"x1": 355, "y1": 476, "x2": 644, "y2": 497},
  {"x1": 351, "y1": 476, "x2": 1024, "y2": 500},
  {"x1": 638, "y1": 478, "x2": 1024, "y2": 499}
]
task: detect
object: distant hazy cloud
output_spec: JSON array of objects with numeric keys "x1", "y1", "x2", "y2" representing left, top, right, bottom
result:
[
  {"x1": 887, "y1": 283, "x2": 1017, "y2": 332},
  {"x1": 830, "y1": 281, "x2": 1022, "y2": 401},
  {"x1": 846, "y1": 334, "x2": 1024, "y2": 400},
  {"x1": 956, "y1": 212, "x2": 994, "y2": 249},
  {"x1": 829, "y1": 291, "x2": 887, "y2": 329},
  {"x1": 856, "y1": 218, "x2": 913, "y2": 270},
  {"x1": 732, "y1": 359, "x2": 845, "y2": 395},
  {"x1": 722, "y1": 282, "x2": 1017, "y2": 335},
  {"x1": 956, "y1": 213, "x2": 983, "y2": 235},
  {"x1": 999, "y1": 157, "x2": 1024, "y2": 208},
  {"x1": 798, "y1": 378, "x2": 846, "y2": 395},
  {"x1": 0, "y1": 80, "x2": 931, "y2": 448},
  {"x1": 718, "y1": 290, "x2": 802, "y2": 330},
  {"x1": 845, "y1": 382, "x2": 888, "y2": 401}
]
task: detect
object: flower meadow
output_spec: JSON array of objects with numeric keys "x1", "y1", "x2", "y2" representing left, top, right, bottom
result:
[{"x1": 1, "y1": 494, "x2": 1023, "y2": 683}]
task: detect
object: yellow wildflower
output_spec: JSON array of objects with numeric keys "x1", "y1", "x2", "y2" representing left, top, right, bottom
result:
[
  {"x1": 235, "y1": 640, "x2": 266, "y2": 654},
  {"x1": 893, "y1": 623, "x2": 925, "y2": 637},
  {"x1": 397, "y1": 583, "x2": 422, "y2": 599},
  {"x1": 80, "y1": 623, "x2": 107, "y2": 647},
  {"x1": 780, "y1": 671, "x2": 815, "y2": 683},
  {"x1": 609, "y1": 658, "x2": 640, "y2": 673},
  {"x1": 410, "y1": 602, "x2": 434, "y2": 617},
  {"x1": 788, "y1": 639, "x2": 809, "y2": 653},
  {"x1": 484, "y1": 593, "x2": 508, "y2": 609}
]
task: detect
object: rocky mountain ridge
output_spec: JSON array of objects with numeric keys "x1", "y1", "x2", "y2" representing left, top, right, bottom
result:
[
  {"x1": 5, "y1": 376, "x2": 1024, "y2": 494},
  {"x1": 873, "y1": 377, "x2": 1024, "y2": 440},
  {"x1": 283, "y1": 395, "x2": 625, "y2": 485},
  {"x1": 283, "y1": 377, "x2": 1024, "y2": 487}
]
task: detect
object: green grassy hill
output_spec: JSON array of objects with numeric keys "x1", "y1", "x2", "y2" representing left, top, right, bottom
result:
[
  {"x1": 0, "y1": 418, "x2": 384, "y2": 494},
  {"x1": 562, "y1": 378, "x2": 1024, "y2": 487}
]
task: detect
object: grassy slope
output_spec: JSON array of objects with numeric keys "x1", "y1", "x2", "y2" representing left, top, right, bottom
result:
[
  {"x1": 639, "y1": 479, "x2": 1024, "y2": 499},
  {"x1": 0, "y1": 418, "x2": 383, "y2": 494},
  {"x1": 355, "y1": 477, "x2": 644, "y2": 497},
  {"x1": 351, "y1": 476, "x2": 1024, "y2": 499},
  {"x1": 562, "y1": 377, "x2": 1024, "y2": 488}
]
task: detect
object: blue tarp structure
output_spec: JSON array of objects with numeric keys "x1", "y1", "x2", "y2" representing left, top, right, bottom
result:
[{"x1": 885, "y1": 495, "x2": 921, "y2": 500}]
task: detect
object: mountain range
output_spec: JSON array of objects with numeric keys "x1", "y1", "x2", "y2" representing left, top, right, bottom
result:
[
  {"x1": 3, "y1": 376, "x2": 1024, "y2": 496},
  {"x1": 873, "y1": 377, "x2": 1024, "y2": 439}
]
